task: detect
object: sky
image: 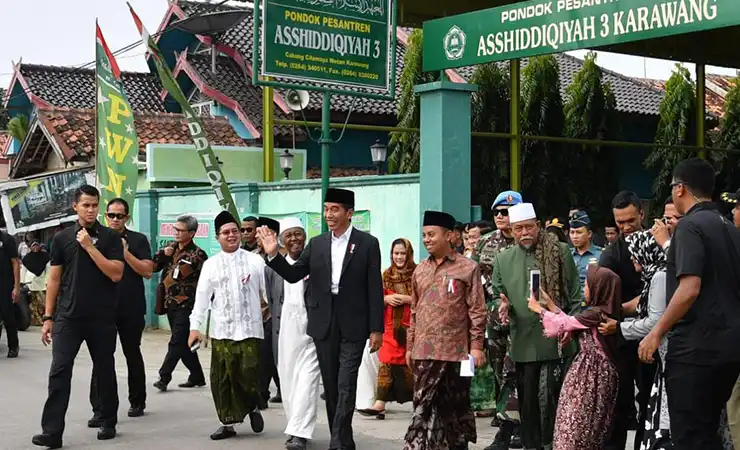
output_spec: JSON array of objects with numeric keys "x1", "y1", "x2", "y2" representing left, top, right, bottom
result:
[{"x1": 0, "y1": 0, "x2": 737, "y2": 94}]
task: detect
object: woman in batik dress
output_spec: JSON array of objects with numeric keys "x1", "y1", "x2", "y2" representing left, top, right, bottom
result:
[
  {"x1": 529, "y1": 265, "x2": 621, "y2": 450},
  {"x1": 358, "y1": 238, "x2": 416, "y2": 419}
]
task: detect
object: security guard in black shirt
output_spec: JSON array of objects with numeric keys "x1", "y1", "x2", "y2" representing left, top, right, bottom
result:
[
  {"x1": 32, "y1": 185, "x2": 124, "y2": 449},
  {"x1": 88, "y1": 198, "x2": 153, "y2": 426}
]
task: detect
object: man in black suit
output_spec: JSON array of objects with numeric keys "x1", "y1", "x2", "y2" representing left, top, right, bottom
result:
[{"x1": 257, "y1": 188, "x2": 384, "y2": 450}]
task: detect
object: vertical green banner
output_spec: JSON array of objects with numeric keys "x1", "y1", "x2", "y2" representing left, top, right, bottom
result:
[
  {"x1": 128, "y1": 3, "x2": 240, "y2": 222},
  {"x1": 95, "y1": 22, "x2": 140, "y2": 222}
]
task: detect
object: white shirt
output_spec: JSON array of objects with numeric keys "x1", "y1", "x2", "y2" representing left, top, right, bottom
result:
[
  {"x1": 331, "y1": 225, "x2": 353, "y2": 295},
  {"x1": 190, "y1": 248, "x2": 266, "y2": 341},
  {"x1": 283, "y1": 255, "x2": 305, "y2": 308}
]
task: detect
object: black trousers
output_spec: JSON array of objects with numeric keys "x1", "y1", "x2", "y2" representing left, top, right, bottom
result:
[
  {"x1": 0, "y1": 293, "x2": 18, "y2": 350},
  {"x1": 259, "y1": 318, "x2": 281, "y2": 404},
  {"x1": 90, "y1": 314, "x2": 146, "y2": 415},
  {"x1": 41, "y1": 319, "x2": 118, "y2": 437},
  {"x1": 158, "y1": 307, "x2": 204, "y2": 384},
  {"x1": 515, "y1": 361, "x2": 565, "y2": 449},
  {"x1": 666, "y1": 360, "x2": 740, "y2": 450},
  {"x1": 314, "y1": 307, "x2": 365, "y2": 450},
  {"x1": 605, "y1": 340, "x2": 656, "y2": 450}
]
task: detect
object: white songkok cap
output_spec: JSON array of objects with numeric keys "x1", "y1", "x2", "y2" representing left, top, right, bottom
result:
[
  {"x1": 509, "y1": 203, "x2": 537, "y2": 224},
  {"x1": 279, "y1": 217, "x2": 304, "y2": 235}
]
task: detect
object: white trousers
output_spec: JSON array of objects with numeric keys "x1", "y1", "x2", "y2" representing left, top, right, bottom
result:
[
  {"x1": 355, "y1": 339, "x2": 380, "y2": 409},
  {"x1": 278, "y1": 302, "x2": 321, "y2": 439}
]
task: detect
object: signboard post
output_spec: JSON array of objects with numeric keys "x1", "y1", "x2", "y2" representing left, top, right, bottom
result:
[
  {"x1": 253, "y1": 0, "x2": 396, "y2": 232},
  {"x1": 422, "y1": 0, "x2": 740, "y2": 71}
]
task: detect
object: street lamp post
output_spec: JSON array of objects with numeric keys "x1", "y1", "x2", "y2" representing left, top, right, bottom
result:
[
  {"x1": 279, "y1": 149, "x2": 294, "y2": 180},
  {"x1": 370, "y1": 140, "x2": 388, "y2": 175}
]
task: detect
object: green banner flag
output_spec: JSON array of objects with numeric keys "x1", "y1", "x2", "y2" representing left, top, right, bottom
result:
[
  {"x1": 96, "y1": 22, "x2": 140, "y2": 223},
  {"x1": 128, "y1": 3, "x2": 240, "y2": 222}
]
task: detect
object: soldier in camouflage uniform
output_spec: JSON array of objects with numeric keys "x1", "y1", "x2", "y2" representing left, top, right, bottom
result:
[{"x1": 472, "y1": 191, "x2": 522, "y2": 450}]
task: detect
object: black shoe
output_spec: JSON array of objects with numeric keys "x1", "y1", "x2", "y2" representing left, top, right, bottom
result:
[
  {"x1": 7, "y1": 348, "x2": 18, "y2": 358},
  {"x1": 128, "y1": 405, "x2": 145, "y2": 417},
  {"x1": 153, "y1": 380, "x2": 168, "y2": 392},
  {"x1": 178, "y1": 380, "x2": 206, "y2": 388},
  {"x1": 286, "y1": 435, "x2": 308, "y2": 450},
  {"x1": 509, "y1": 424, "x2": 523, "y2": 449},
  {"x1": 249, "y1": 410, "x2": 264, "y2": 433},
  {"x1": 485, "y1": 421, "x2": 515, "y2": 450},
  {"x1": 97, "y1": 426, "x2": 116, "y2": 441},
  {"x1": 32, "y1": 433, "x2": 62, "y2": 449},
  {"x1": 87, "y1": 417, "x2": 103, "y2": 428},
  {"x1": 270, "y1": 394, "x2": 282, "y2": 403},
  {"x1": 210, "y1": 426, "x2": 237, "y2": 441}
]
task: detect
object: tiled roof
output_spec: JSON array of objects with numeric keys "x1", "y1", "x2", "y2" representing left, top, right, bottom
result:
[
  {"x1": 38, "y1": 108, "x2": 245, "y2": 158},
  {"x1": 306, "y1": 167, "x2": 378, "y2": 178},
  {"x1": 637, "y1": 76, "x2": 727, "y2": 118},
  {"x1": 184, "y1": 53, "x2": 298, "y2": 137},
  {"x1": 18, "y1": 64, "x2": 166, "y2": 112},
  {"x1": 177, "y1": 0, "x2": 401, "y2": 116},
  {"x1": 456, "y1": 53, "x2": 664, "y2": 116},
  {"x1": 0, "y1": 132, "x2": 9, "y2": 154}
]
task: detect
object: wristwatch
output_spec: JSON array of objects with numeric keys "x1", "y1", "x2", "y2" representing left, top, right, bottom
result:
[{"x1": 41, "y1": 315, "x2": 53, "y2": 323}]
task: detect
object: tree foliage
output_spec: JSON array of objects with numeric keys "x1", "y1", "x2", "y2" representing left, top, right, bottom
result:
[
  {"x1": 716, "y1": 75, "x2": 740, "y2": 191},
  {"x1": 562, "y1": 52, "x2": 620, "y2": 224},
  {"x1": 8, "y1": 114, "x2": 29, "y2": 144},
  {"x1": 645, "y1": 64, "x2": 697, "y2": 203},
  {"x1": 470, "y1": 63, "x2": 510, "y2": 212},
  {"x1": 520, "y1": 55, "x2": 567, "y2": 218},
  {"x1": 387, "y1": 29, "x2": 438, "y2": 174}
]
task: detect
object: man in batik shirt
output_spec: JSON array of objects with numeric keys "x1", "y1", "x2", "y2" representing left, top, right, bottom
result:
[
  {"x1": 473, "y1": 191, "x2": 521, "y2": 450},
  {"x1": 404, "y1": 210, "x2": 487, "y2": 450}
]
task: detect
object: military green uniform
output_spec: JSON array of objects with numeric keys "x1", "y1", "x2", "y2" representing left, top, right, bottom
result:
[{"x1": 469, "y1": 230, "x2": 515, "y2": 412}]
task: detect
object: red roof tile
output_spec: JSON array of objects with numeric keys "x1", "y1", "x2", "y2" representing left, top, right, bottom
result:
[
  {"x1": 306, "y1": 167, "x2": 378, "y2": 179},
  {"x1": 636, "y1": 75, "x2": 732, "y2": 118},
  {"x1": 37, "y1": 108, "x2": 247, "y2": 159},
  {"x1": 0, "y1": 132, "x2": 9, "y2": 156}
]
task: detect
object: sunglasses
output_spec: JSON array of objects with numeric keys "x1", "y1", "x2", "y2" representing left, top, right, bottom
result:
[
  {"x1": 241, "y1": 227, "x2": 254, "y2": 233},
  {"x1": 106, "y1": 213, "x2": 126, "y2": 220},
  {"x1": 494, "y1": 208, "x2": 509, "y2": 217}
]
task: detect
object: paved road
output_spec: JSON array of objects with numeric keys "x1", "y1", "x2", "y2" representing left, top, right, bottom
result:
[{"x1": 0, "y1": 328, "x2": 509, "y2": 449}]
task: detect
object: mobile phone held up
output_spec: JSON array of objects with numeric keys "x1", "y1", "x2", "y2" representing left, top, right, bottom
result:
[
  {"x1": 530, "y1": 269, "x2": 542, "y2": 305},
  {"x1": 190, "y1": 340, "x2": 201, "y2": 353}
]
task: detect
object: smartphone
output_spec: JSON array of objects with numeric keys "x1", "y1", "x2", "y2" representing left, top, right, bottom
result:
[
  {"x1": 190, "y1": 340, "x2": 201, "y2": 353},
  {"x1": 530, "y1": 269, "x2": 541, "y2": 304}
]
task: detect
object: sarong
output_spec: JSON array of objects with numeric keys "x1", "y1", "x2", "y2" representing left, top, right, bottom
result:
[
  {"x1": 404, "y1": 360, "x2": 477, "y2": 450},
  {"x1": 553, "y1": 332, "x2": 618, "y2": 450},
  {"x1": 210, "y1": 338, "x2": 261, "y2": 425},
  {"x1": 30, "y1": 291, "x2": 45, "y2": 327},
  {"x1": 516, "y1": 359, "x2": 567, "y2": 449},
  {"x1": 376, "y1": 363, "x2": 413, "y2": 404}
]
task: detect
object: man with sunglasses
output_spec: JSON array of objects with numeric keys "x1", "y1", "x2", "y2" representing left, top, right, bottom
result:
[
  {"x1": 88, "y1": 198, "x2": 153, "y2": 425},
  {"x1": 241, "y1": 216, "x2": 259, "y2": 252},
  {"x1": 473, "y1": 190, "x2": 522, "y2": 450},
  {"x1": 152, "y1": 214, "x2": 208, "y2": 391}
]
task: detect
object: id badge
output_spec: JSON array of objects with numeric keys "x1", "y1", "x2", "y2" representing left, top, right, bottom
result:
[{"x1": 173, "y1": 266, "x2": 180, "y2": 279}]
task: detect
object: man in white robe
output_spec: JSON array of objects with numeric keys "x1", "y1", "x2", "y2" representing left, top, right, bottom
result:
[
  {"x1": 188, "y1": 211, "x2": 266, "y2": 441},
  {"x1": 265, "y1": 218, "x2": 321, "y2": 450}
]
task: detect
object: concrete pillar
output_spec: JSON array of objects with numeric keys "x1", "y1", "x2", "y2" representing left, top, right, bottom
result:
[
  {"x1": 414, "y1": 80, "x2": 477, "y2": 256},
  {"x1": 134, "y1": 190, "x2": 159, "y2": 328}
]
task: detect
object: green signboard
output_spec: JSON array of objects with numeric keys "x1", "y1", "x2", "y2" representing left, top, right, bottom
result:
[
  {"x1": 423, "y1": 0, "x2": 739, "y2": 71},
  {"x1": 261, "y1": 0, "x2": 394, "y2": 91}
]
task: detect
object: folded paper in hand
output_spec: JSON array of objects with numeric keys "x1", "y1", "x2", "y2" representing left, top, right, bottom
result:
[{"x1": 460, "y1": 354, "x2": 475, "y2": 377}]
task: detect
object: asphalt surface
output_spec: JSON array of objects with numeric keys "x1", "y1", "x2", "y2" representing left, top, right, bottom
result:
[{"x1": 0, "y1": 328, "x2": 515, "y2": 449}]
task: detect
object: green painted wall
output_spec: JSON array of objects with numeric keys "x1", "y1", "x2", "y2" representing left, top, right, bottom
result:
[{"x1": 140, "y1": 174, "x2": 420, "y2": 330}]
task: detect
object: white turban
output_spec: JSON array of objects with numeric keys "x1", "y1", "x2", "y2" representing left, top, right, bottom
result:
[
  {"x1": 509, "y1": 203, "x2": 537, "y2": 224},
  {"x1": 279, "y1": 217, "x2": 304, "y2": 235}
]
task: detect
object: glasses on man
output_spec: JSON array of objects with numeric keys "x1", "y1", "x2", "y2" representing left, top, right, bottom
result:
[
  {"x1": 494, "y1": 208, "x2": 509, "y2": 217},
  {"x1": 220, "y1": 229, "x2": 241, "y2": 236},
  {"x1": 241, "y1": 227, "x2": 254, "y2": 233},
  {"x1": 106, "y1": 213, "x2": 126, "y2": 220},
  {"x1": 173, "y1": 227, "x2": 191, "y2": 234}
]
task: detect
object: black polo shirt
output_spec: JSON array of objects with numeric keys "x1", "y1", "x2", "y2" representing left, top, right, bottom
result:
[
  {"x1": 599, "y1": 234, "x2": 642, "y2": 302},
  {"x1": 118, "y1": 229, "x2": 152, "y2": 317},
  {"x1": 0, "y1": 231, "x2": 18, "y2": 296},
  {"x1": 50, "y1": 221, "x2": 124, "y2": 322},
  {"x1": 666, "y1": 202, "x2": 740, "y2": 365}
]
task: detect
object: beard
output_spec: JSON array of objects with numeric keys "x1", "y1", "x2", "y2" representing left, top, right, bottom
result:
[{"x1": 519, "y1": 241, "x2": 534, "y2": 251}]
